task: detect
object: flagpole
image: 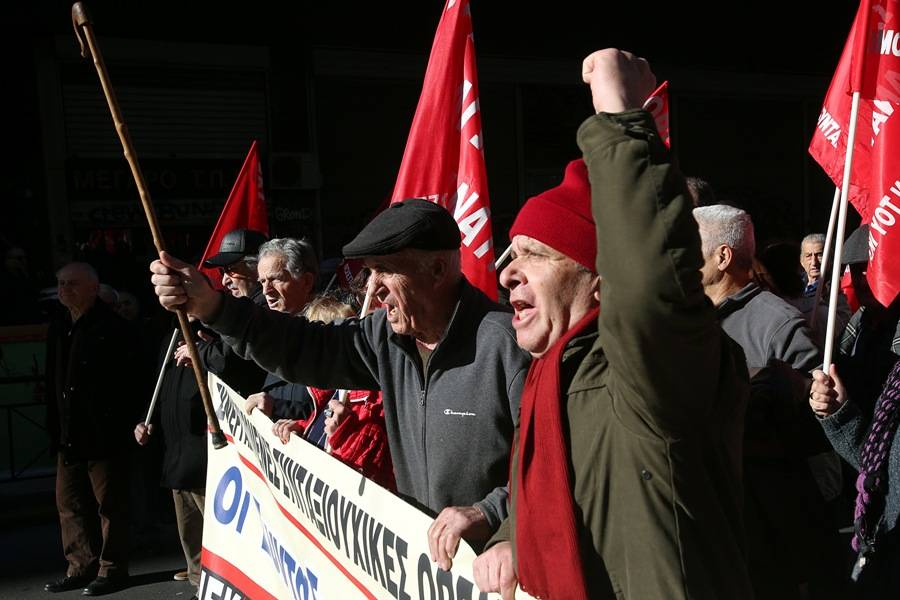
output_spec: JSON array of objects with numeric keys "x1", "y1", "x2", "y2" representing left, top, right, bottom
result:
[
  {"x1": 809, "y1": 187, "x2": 841, "y2": 329},
  {"x1": 72, "y1": 3, "x2": 227, "y2": 449},
  {"x1": 823, "y1": 92, "x2": 862, "y2": 372},
  {"x1": 324, "y1": 272, "x2": 338, "y2": 293},
  {"x1": 494, "y1": 244, "x2": 513, "y2": 269},
  {"x1": 145, "y1": 329, "x2": 179, "y2": 425}
]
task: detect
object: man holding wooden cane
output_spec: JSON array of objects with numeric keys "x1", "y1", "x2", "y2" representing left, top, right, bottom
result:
[{"x1": 149, "y1": 199, "x2": 531, "y2": 570}]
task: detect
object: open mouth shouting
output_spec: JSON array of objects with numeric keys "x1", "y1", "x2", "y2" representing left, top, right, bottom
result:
[{"x1": 510, "y1": 297, "x2": 536, "y2": 329}]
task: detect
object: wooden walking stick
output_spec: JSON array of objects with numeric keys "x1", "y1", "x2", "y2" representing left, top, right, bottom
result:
[{"x1": 72, "y1": 2, "x2": 227, "y2": 449}]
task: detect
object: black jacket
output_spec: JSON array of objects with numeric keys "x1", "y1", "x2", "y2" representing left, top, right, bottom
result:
[
  {"x1": 196, "y1": 286, "x2": 269, "y2": 397},
  {"x1": 152, "y1": 326, "x2": 208, "y2": 490},
  {"x1": 46, "y1": 300, "x2": 137, "y2": 461},
  {"x1": 261, "y1": 372, "x2": 314, "y2": 421}
]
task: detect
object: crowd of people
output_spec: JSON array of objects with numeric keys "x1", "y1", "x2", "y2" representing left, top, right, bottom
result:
[{"x1": 26, "y1": 48, "x2": 900, "y2": 599}]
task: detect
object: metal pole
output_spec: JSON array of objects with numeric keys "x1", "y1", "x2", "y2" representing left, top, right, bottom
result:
[{"x1": 144, "y1": 329, "x2": 180, "y2": 425}]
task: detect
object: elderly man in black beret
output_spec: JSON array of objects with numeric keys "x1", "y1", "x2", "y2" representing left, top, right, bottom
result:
[{"x1": 149, "y1": 199, "x2": 530, "y2": 568}]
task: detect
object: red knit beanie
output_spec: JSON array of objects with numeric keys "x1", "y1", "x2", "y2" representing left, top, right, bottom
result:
[{"x1": 509, "y1": 159, "x2": 596, "y2": 273}]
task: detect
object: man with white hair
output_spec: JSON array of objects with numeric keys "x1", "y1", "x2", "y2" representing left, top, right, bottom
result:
[
  {"x1": 693, "y1": 205, "x2": 820, "y2": 372},
  {"x1": 244, "y1": 237, "x2": 320, "y2": 420},
  {"x1": 255, "y1": 237, "x2": 318, "y2": 315},
  {"x1": 800, "y1": 232, "x2": 826, "y2": 296},
  {"x1": 693, "y1": 206, "x2": 846, "y2": 598},
  {"x1": 45, "y1": 262, "x2": 135, "y2": 596}
]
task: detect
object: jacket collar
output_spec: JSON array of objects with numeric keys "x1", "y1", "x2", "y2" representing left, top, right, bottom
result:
[
  {"x1": 716, "y1": 282, "x2": 763, "y2": 321},
  {"x1": 388, "y1": 278, "x2": 476, "y2": 361}
]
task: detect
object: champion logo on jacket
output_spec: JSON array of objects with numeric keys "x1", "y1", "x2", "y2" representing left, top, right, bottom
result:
[{"x1": 443, "y1": 409, "x2": 476, "y2": 417}]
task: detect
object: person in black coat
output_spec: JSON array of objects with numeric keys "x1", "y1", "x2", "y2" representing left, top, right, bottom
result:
[
  {"x1": 45, "y1": 262, "x2": 137, "y2": 596},
  {"x1": 135, "y1": 319, "x2": 208, "y2": 597}
]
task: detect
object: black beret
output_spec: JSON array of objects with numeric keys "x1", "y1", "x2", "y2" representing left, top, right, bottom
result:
[{"x1": 342, "y1": 198, "x2": 461, "y2": 257}]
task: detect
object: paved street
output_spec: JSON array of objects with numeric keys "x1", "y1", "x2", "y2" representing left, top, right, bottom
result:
[{"x1": 0, "y1": 477, "x2": 194, "y2": 600}]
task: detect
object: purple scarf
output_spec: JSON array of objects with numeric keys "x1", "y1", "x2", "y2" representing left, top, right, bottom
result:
[{"x1": 852, "y1": 359, "x2": 900, "y2": 576}]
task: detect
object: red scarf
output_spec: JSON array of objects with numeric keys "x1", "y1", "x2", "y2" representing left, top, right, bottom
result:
[{"x1": 514, "y1": 306, "x2": 599, "y2": 600}]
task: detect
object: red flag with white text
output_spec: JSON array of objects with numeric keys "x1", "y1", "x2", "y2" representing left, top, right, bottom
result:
[
  {"x1": 808, "y1": 0, "x2": 900, "y2": 306},
  {"x1": 336, "y1": 258, "x2": 365, "y2": 291},
  {"x1": 198, "y1": 141, "x2": 269, "y2": 288},
  {"x1": 391, "y1": 0, "x2": 497, "y2": 299},
  {"x1": 643, "y1": 81, "x2": 671, "y2": 148}
]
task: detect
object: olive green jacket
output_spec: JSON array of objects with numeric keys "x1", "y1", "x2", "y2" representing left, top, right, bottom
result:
[{"x1": 490, "y1": 110, "x2": 753, "y2": 599}]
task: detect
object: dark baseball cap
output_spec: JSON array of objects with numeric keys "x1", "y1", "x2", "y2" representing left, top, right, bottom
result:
[
  {"x1": 342, "y1": 198, "x2": 461, "y2": 258},
  {"x1": 840, "y1": 224, "x2": 869, "y2": 266},
  {"x1": 203, "y1": 229, "x2": 268, "y2": 267}
]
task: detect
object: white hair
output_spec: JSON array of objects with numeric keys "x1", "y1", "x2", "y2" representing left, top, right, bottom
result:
[
  {"x1": 801, "y1": 233, "x2": 825, "y2": 247},
  {"x1": 258, "y1": 237, "x2": 319, "y2": 279},
  {"x1": 693, "y1": 205, "x2": 756, "y2": 270}
]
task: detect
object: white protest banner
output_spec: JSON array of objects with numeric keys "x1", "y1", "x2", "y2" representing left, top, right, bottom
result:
[{"x1": 200, "y1": 374, "x2": 528, "y2": 600}]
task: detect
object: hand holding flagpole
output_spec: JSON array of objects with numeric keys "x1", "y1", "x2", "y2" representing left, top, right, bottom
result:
[
  {"x1": 822, "y1": 91, "x2": 861, "y2": 372},
  {"x1": 72, "y1": 3, "x2": 227, "y2": 449}
]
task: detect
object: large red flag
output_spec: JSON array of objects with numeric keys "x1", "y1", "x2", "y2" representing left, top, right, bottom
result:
[
  {"x1": 809, "y1": 0, "x2": 900, "y2": 306},
  {"x1": 198, "y1": 141, "x2": 269, "y2": 288},
  {"x1": 391, "y1": 0, "x2": 497, "y2": 299}
]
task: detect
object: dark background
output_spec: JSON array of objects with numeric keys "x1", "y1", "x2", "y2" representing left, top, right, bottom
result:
[{"x1": 5, "y1": 0, "x2": 859, "y2": 294}]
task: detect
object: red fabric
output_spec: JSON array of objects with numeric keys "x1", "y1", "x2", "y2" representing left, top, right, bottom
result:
[
  {"x1": 808, "y1": 0, "x2": 900, "y2": 306},
  {"x1": 294, "y1": 389, "x2": 396, "y2": 491},
  {"x1": 643, "y1": 80, "x2": 671, "y2": 148},
  {"x1": 329, "y1": 391, "x2": 396, "y2": 491},
  {"x1": 391, "y1": 0, "x2": 497, "y2": 299},
  {"x1": 841, "y1": 268, "x2": 860, "y2": 313},
  {"x1": 514, "y1": 306, "x2": 599, "y2": 600},
  {"x1": 509, "y1": 160, "x2": 595, "y2": 272},
  {"x1": 198, "y1": 141, "x2": 269, "y2": 288},
  {"x1": 336, "y1": 258, "x2": 365, "y2": 290},
  {"x1": 293, "y1": 387, "x2": 334, "y2": 433}
]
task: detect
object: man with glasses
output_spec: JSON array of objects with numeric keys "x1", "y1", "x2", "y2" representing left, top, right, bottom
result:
[{"x1": 173, "y1": 229, "x2": 269, "y2": 397}]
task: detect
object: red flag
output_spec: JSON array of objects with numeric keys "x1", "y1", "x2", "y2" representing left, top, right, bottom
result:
[
  {"x1": 336, "y1": 258, "x2": 365, "y2": 291},
  {"x1": 198, "y1": 141, "x2": 269, "y2": 288},
  {"x1": 643, "y1": 81, "x2": 671, "y2": 148},
  {"x1": 391, "y1": 0, "x2": 497, "y2": 299},
  {"x1": 809, "y1": 0, "x2": 900, "y2": 306}
]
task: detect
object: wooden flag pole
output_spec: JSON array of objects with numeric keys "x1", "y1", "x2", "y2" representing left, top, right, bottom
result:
[
  {"x1": 809, "y1": 187, "x2": 842, "y2": 330},
  {"x1": 72, "y1": 3, "x2": 227, "y2": 449},
  {"x1": 822, "y1": 91, "x2": 862, "y2": 372}
]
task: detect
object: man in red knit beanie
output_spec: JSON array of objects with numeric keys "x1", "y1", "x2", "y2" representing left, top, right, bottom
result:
[
  {"x1": 500, "y1": 158, "x2": 600, "y2": 357},
  {"x1": 473, "y1": 49, "x2": 753, "y2": 600}
]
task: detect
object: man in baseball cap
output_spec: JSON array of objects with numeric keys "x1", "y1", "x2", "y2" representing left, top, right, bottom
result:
[
  {"x1": 149, "y1": 198, "x2": 530, "y2": 569},
  {"x1": 174, "y1": 228, "x2": 270, "y2": 399},
  {"x1": 203, "y1": 229, "x2": 268, "y2": 299}
]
